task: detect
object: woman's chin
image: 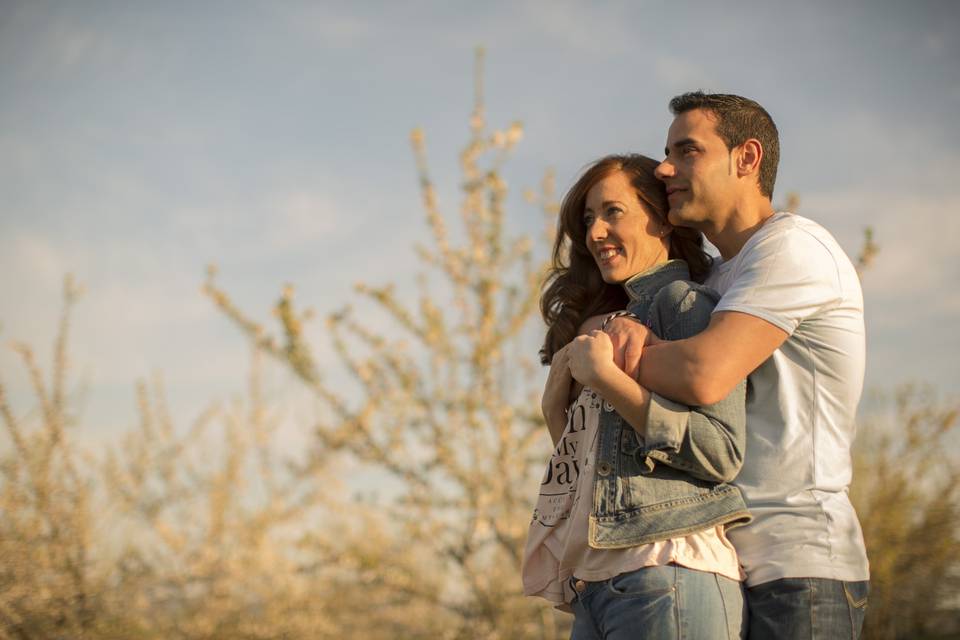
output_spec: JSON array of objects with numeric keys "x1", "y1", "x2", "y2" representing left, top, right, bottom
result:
[{"x1": 599, "y1": 270, "x2": 624, "y2": 285}]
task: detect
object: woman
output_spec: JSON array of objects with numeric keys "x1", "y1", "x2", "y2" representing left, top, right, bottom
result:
[{"x1": 522, "y1": 155, "x2": 750, "y2": 639}]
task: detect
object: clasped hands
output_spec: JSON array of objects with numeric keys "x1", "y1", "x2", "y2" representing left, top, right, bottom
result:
[
  {"x1": 541, "y1": 316, "x2": 659, "y2": 439},
  {"x1": 574, "y1": 315, "x2": 659, "y2": 382},
  {"x1": 546, "y1": 315, "x2": 658, "y2": 399}
]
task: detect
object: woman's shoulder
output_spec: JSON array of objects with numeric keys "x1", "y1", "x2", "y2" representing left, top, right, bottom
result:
[
  {"x1": 648, "y1": 279, "x2": 720, "y2": 338},
  {"x1": 652, "y1": 279, "x2": 720, "y2": 310}
]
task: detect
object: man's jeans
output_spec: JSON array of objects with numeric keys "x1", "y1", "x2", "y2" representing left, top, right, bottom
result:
[
  {"x1": 746, "y1": 578, "x2": 869, "y2": 639},
  {"x1": 569, "y1": 565, "x2": 746, "y2": 639}
]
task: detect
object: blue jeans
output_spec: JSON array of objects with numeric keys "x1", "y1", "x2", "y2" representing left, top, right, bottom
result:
[
  {"x1": 569, "y1": 565, "x2": 747, "y2": 640},
  {"x1": 746, "y1": 578, "x2": 869, "y2": 639}
]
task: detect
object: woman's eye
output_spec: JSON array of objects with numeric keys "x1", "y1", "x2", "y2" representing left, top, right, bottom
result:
[
  {"x1": 607, "y1": 206, "x2": 623, "y2": 217},
  {"x1": 583, "y1": 213, "x2": 595, "y2": 226}
]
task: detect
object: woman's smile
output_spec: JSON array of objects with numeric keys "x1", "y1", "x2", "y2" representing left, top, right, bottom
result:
[{"x1": 583, "y1": 171, "x2": 670, "y2": 284}]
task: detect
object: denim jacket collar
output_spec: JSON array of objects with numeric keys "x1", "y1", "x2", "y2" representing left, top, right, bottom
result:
[{"x1": 622, "y1": 260, "x2": 690, "y2": 318}]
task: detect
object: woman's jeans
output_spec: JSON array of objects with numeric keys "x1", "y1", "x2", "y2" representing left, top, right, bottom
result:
[
  {"x1": 746, "y1": 578, "x2": 869, "y2": 639},
  {"x1": 569, "y1": 565, "x2": 747, "y2": 640}
]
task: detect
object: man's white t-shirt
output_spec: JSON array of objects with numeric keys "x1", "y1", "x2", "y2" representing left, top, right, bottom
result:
[{"x1": 705, "y1": 211, "x2": 869, "y2": 587}]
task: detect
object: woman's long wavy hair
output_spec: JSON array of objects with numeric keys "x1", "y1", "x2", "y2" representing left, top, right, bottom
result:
[{"x1": 539, "y1": 154, "x2": 712, "y2": 365}]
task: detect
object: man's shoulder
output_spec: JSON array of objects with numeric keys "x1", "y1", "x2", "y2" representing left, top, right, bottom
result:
[
  {"x1": 747, "y1": 211, "x2": 814, "y2": 245},
  {"x1": 739, "y1": 212, "x2": 850, "y2": 269},
  {"x1": 759, "y1": 212, "x2": 843, "y2": 249},
  {"x1": 713, "y1": 211, "x2": 864, "y2": 325}
]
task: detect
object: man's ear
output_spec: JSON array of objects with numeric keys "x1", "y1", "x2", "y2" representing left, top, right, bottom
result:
[{"x1": 736, "y1": 139, "x2": 764, "y2": 181}]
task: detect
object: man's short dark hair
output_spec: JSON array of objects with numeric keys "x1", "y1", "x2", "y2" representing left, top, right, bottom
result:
[{"x1": 669, "y1": 91, "x2": 780, "y2": 199}]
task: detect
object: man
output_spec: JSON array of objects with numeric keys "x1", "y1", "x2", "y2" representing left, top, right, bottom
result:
[{"x1": 607, "y1": 92, "x2": 869, "y2": 638}]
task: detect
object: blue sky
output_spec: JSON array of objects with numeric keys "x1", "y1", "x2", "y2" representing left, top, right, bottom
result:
[{"x1": 1, "y1": 0, "x2": 958, "y2": 443}]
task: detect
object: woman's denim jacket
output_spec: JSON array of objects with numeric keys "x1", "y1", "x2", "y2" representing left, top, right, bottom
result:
[{"x1": 589, "y1": 260, "x2": 751, "y2": 548}]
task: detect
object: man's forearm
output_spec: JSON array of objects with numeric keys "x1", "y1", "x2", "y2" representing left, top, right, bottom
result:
[
  {"x1": 638, "y1": 311, "x2": 788, "y2": 406},
  {"x1": 637, "y1": 338, "x2": 707, "y2": 406}
]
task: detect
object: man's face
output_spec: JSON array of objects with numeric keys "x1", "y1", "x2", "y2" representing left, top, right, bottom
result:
[{"x1": 655, "y1": 108, "x2": 738, "y2": 230}]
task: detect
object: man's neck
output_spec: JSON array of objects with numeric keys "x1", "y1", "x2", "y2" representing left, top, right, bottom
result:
[{"x1": 707, "y1": 198, "x2": 776, "y2": 261}]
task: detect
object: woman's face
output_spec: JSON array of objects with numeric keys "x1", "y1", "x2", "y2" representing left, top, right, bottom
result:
[{"x1": 583, "y1": 170, "x2": 669, "y2": 284}]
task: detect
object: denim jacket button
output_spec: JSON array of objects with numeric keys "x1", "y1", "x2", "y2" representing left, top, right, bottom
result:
[{"x1": 597, "y1": 461, "x2": 612, "y2": 476}]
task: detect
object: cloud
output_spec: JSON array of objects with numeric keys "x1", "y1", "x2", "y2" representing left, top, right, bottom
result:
[
  {"x1": 50, "y1": 22, "x2": 117, "y2": 69},
  {"x1": 653, "y1": 56, "x2": 711, "y2": 93},
  {"x1": 0, "y1": 3, "x2": 129, "y2": 79},
  {"x1": 0, "y1": 224, "x2": 405, "y2": 457},
  {"x1": 2, "y1": 232, "x2": 70, "y2": 291},
  {"x1": 922, "y1": 32, "x2": 946, "y2": 55},
  {"x1": 791, "y1": 109, "x2": 960, "y2": 194},
  {"x1": 0, "y1": 230, "x2": 269, "y2": 455},
  {"x1": 166, "y1": 185, "x2": 380, "y2": 265},
  {"x1": 264, "y1": 190, "x2": 341, "y2": 251},
  {"x1": 0, "y1": 231, "x2": 223, "y2": 377},
  {"x1": 518, "y1": 0, "x2": 634, "y2": 56},
  {"x1": 275, "y1": 4, "x2": 376, "y2": 48},
  {"x1": 777, "y1": 105, "x2": 960, "y2": 339}
]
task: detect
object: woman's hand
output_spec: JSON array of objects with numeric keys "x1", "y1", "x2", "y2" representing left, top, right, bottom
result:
[
  {"x1": 567, "y1": 330, "x2": 619, "y2": 388},
  {"x1": 569, "y1": 329, "x2": 655, "y2": 437}
]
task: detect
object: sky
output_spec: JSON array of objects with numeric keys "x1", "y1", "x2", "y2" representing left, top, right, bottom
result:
[{"x1": 1, "y1": 0, "x2": 958, "y2": 447}]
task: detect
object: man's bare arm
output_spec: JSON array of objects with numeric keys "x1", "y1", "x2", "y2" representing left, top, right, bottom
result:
[{"x1": 638, "y1": 310, "x2": 789, "y2": 406}]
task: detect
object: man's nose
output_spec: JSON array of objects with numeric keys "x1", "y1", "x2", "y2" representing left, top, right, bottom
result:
[{"x1": 654, "y1": 159, "x2": 673, "y2": 181}]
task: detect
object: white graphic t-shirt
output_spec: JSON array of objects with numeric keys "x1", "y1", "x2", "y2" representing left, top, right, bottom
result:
[{"x1": 522, "y1": 388, "x2": 742, "y2": 606}]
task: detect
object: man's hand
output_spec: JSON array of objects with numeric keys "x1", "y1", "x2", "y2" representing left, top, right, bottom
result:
[
  {"x1": 578, "y1": 314, "x2": 607, "y2": 334},
  {"x1": 603, "y1": 317, "x2": 658, "y2": 380},
  {"x1": 567, "y1": 330, "x2": 618, "y2": 387}
]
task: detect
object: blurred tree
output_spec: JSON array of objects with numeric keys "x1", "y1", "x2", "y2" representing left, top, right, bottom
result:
[
  {"x1": 206, "y1": 47, "x2": 565, "y2": 639},
  {"x1": 852, "y1": 386, "x2": 960, "y2": 640},
  {"x1": 2, "y1": 276, "x2": 463, "y2": 638},
  {"x1": 0, "y1": 276, "x2": 103, "y2": 638}
]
